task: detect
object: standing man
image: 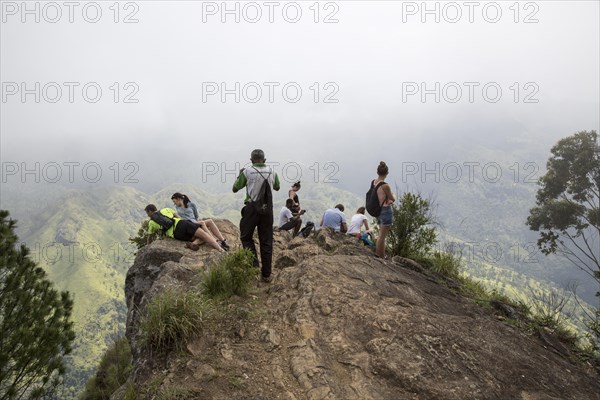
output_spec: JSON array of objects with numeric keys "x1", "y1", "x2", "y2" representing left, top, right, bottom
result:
[{"x1": 232, "y1": 149, "x2": 280, "y2": 282}]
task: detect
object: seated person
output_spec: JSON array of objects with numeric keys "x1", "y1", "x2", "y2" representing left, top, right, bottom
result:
[
  {"x1": 171, "y1": 192, "x2": 199, "y2": 221},
  {"x1": 171, "y1": 192, "x2": 229, "y2": 250},
  {"x1": 348, "y1": 206, "x2": 375, "y2": 247},
  {"x1": 144, "y1": 204, "x2": 224, "y2": 252},
  {"x1": 320, "y1": 204, "x2": 347, "y2": 233},
  {"x1": 278, "y1": 198, "x2": 304, "y2": 236}
]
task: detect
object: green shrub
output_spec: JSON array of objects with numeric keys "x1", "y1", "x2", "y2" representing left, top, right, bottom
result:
[
  {"x1": 80, "y1": 336, "x2": 132, "y2": 400},
  {"x1": 387, "y1": 192, "x2": 438, "y2": 259},
  {"x1": 128, "y1": 220, "x2": 158, "y2": 250},
  {"x1": 140, "y1": 289, "x2": 209, "y2": 352},
  {"x1": 202, "y1": 249, "x2": 258, "y2": 299}
]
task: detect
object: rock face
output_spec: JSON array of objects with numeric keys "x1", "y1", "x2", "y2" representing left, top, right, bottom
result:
[
  {"x1": 124, "y1": 219, "x2": 240, "y2": 381},
  {"x1": 121, "y1": 221, "x2": 600, "y2": 400}
]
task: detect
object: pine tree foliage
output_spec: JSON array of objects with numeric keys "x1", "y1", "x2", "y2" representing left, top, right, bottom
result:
[{"x1": 0, "y1": 210, "x2": 76, "y2": 399}]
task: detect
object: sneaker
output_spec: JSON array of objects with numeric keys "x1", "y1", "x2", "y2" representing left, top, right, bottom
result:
[
  {"x1": 261, "y1": 275, "x2": 272, "y2": 283},
  {"x1": 218, "y1": 240, "x2": 230, "y2": 251}
]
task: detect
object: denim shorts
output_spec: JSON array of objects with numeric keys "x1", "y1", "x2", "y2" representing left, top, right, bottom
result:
[{"x1": 377, "y1": 205, "x2": 393, "y2": 227}]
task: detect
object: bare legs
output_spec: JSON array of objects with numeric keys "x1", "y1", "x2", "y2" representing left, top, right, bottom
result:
[
  {"x1": 197, "y1": 219, "x2": 226, "y2": 241},
  {"x1": 191, "y1": 227, "x2": 224, "y2": 252},
  {"x1": 376, "y1": 225, "x2": 390, "y2": 258}
]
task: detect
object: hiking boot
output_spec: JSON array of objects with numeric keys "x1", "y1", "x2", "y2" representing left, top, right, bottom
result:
[
  {"x1": 186, "y1": 242, "x2": 200, "y2": 251},
  {"x1": 218, "y1": 240, "x2": 230, "y2": 251},
  {"x1": 261, "y1": 275, "x2": 272, "y2": 283}
]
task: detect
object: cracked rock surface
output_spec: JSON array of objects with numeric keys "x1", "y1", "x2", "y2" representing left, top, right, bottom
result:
[{"x1": 119, "y1": 222, "x2": 600, "y2": 400}]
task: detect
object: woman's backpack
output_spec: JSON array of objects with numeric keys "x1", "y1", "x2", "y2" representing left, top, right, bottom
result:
[{"x1": 365, "y1": 180, "x2": 386, "y2": 217}]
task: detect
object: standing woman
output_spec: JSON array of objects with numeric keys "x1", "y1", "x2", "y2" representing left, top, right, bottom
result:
[
  {"x1": 374, "y1": 162, "x2": 395, "y2": 258},
  {"x1": 288, "y1": 181, "x2": 301, "y2": 214}
]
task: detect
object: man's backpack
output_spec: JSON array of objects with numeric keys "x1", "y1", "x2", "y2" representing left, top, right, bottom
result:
[
  {"x1": 299, "y1": 221, "x2": 315, "y2": 238},
  {"x1": 250, "y1": 167, "x2": 273, "y2": 215},
  {"x1": 365, "y1": 180, "x2": 386, "y2": 217},
  {"x1": 151, "y1": 210, "x2": 174, "y2": 232}
]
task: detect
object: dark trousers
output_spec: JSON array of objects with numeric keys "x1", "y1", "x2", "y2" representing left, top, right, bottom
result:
[{"x1": 240, "y1": 205, "x2": 274, "y2": 278}]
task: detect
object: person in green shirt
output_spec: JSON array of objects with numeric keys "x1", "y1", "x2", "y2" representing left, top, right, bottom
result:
[
  {"x1": 144, "y1": 204, "x2": 225, "y2": 252},
  {"x1": 232, "y1": 149, "x2": 280, "y2": 282}
]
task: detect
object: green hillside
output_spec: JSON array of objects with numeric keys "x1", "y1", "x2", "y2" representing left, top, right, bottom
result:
[{"x1": 8, "y1": 186, "x2": 148, "y2": 396}]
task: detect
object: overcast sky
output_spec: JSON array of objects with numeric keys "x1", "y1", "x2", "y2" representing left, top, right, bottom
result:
[{"x1": 1, "y1": 0, "x2": 598, "y2": 193}]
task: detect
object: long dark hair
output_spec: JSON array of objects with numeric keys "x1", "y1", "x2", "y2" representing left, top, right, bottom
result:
[{"x1": 171, "y1": 192, "x2": 191, "y2": 208}]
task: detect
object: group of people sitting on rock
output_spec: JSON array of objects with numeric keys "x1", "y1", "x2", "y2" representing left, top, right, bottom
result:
[
  {"x1": 276, "y1": 162, "x2": 395, "y2": 259},
  {"x1": 143, "y1": 149, "x2": 394, "y2": 283}
]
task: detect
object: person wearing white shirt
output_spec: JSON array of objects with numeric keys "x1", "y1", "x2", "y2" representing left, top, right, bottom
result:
[
  {"x1": 278, "y1": 198, "x2": 304, "y2": 236},
  {"x1": 348, "y1": 207, "x2": 370, "y2": 234},
  {"x1": 348, "y1": 206, "x2": 375, "y2": 247}
]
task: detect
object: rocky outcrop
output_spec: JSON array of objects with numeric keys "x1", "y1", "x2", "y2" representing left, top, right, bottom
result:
[
  {"x1": 120, "y1": 221, "x2": 600, "y2": 400},
  {"x1": 124, "y1": 219, "x2": 240, "y2": 381}
]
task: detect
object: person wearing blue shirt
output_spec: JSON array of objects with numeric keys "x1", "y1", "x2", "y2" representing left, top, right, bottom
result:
[
  {"x1": 171, "y1": 192, "x2": 199, "y2": 221},
  {"x1": 320, "y1": 204, "x2": 347, "y2": 233}
]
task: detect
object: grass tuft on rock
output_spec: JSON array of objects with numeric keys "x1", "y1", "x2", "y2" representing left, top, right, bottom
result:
[
  {"x1": 202, "y1": 249, "x2": 258, "y2": 299},
  {"x1": 140, "y1": 289, "x2": 210, "y2": 352}
]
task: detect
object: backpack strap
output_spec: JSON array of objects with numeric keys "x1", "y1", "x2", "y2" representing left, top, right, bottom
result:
[
  {"x1": 246, "y1": 167, "x2": 272, "y2": 201},
  {"x1": 252, "y1": 166, "x2": 271, "y2": 181},
  {"x1": 373, "y1": 180, "x2": 388, "y2": 207},
  {"x1": 152, "y1": 209, "x2": 175, "y2": 233}
]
